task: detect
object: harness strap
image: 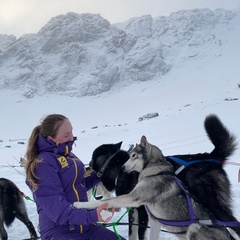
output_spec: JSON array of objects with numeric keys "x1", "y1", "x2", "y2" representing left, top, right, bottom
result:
[
  {"x1": 96, "y1": 144, "x2": 133, "y2": 178},
  {"x1": 146, "y1": 204, "x2": 240, "y2": 228},
  {"x1": 18, "y1": 188, "x2": 35, "y2": 202},
  {"x1": 216, "y1": 220, "x2": 240, "y2": 227},
  {"x1": 174, "y1": 176, "x2": 195, "y2": 222},
  {"x1": 145, "y1": 175, "x2": 240, "y2": 228},
  {"x1": 97, "y1": 150, "x2": 120, "y2": 177},
  {"x1": 145, "y1": 206, "x2": 214, "y2": 227},
  {"x1": 167, "y1": 156, "x2": 220, "y2": 175}
]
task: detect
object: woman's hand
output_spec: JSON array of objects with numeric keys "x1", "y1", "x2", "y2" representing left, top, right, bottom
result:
[{"x1": 96, "y1": 202, "x2": 115, "y2": 223}]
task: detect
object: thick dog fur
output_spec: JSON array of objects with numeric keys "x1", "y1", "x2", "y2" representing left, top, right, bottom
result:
[
  {"x1": 166, "y1": 114, "x2": 240, "y2": 237},
  {"x1": 75, "y1": 115, "x2": 238, "y2": 240},
  {"x1": 0, "y1": 178, "x2": 38, "y2": 240},
  {"x1": 74, "y1": 135, "x2": 236, "y2": 240},
  {"x1": 89, "y1": 142, "x2": 148, "y2": 240}
]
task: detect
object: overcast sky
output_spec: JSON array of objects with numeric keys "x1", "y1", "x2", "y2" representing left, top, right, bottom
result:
[{"x1": 1, "y1": 0, "x2": 240, "y2": 38}]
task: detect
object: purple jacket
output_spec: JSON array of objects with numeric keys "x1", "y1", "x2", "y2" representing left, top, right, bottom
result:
[{"x1": 26, "y1": 135, "x2": 100, "y2": 239}]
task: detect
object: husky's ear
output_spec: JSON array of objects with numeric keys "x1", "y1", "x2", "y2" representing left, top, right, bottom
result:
[
  {"x1": 115, "y1": 141, "x2": 122, "y2": 150},
  {"x1": 140, "y1": 135, "x2": 150, "y2": 148}
]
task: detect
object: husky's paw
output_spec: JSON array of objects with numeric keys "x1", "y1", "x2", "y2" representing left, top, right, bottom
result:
[{"x1": 73, "y1": 202, "x2": 81, "y2": 208}]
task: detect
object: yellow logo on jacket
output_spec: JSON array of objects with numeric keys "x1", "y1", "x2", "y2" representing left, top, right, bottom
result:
[{"x1": 58, "y1": 156, "x2": 68, "y2": 168}]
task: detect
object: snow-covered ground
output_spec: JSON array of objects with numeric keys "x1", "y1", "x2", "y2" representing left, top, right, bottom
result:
[{"x1": 0, "y1": 72, "x2": 240, "y2": 239}]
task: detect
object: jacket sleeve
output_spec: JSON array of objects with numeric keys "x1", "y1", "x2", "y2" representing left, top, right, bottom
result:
[{"x1": 33, "y1": 161, "x2": 98, "y2": 226}]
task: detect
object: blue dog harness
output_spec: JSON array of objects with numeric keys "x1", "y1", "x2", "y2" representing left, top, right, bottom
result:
[{"x1": 166, "y1": 156, "x2": 220, "y2": 174}]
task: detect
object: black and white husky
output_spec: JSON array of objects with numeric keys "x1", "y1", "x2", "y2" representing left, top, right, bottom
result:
[
  {"x1": 0, "y1": 178, "x2": 38, "y2": 240},
  {"x1": 89, "y1": 142, "x2": 148, "y2": 240},
  {"x1": 75, "y1": 115, "x2": 240, "y2": 240}
]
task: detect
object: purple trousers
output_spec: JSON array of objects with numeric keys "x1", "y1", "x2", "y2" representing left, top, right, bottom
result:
[{"x1": 44, "y1": 224, "x2": 126, "y2": 240}]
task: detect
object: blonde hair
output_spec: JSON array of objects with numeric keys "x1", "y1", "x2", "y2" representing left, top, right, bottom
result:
[{"x1": 25, "y1": 114, "x2": 68, "y2": 190}]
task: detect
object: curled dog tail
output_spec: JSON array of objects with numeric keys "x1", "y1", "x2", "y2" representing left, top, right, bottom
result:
[{"x1": 204, "y1": 114, "x2": 237, "y2": 159}]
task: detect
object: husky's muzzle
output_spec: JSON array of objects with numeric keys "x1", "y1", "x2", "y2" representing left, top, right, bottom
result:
[{"x1": 122, "y1": 161, "x2": 135, "y2": 173}]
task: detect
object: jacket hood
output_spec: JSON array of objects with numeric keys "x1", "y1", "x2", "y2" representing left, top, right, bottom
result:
[{"x1": 37, "y1": 134, "x2": 76, "y2": 156}]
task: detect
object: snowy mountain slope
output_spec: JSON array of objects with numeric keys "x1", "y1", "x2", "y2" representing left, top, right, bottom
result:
[{"x1": 0, "y1": 8, "x2": 240, "y2": 98}]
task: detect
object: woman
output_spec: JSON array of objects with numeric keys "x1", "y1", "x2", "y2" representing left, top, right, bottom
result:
[{"x1": 25, "y1": 114, "x2": 126, "y2": 240}]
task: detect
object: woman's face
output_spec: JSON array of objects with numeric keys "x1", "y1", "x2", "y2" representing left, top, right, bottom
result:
[{"x1": 48, "y1": 119, "x2": 74, "y2": 144}]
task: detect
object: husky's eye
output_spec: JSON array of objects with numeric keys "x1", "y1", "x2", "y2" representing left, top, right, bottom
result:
[{"x1": 131, "y1": 153, "x2": 136, "y2": 158}]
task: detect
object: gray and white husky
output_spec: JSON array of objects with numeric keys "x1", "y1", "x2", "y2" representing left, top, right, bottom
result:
[{"x1": 74, "y1": 136, "x2": 237, "y2": 240}]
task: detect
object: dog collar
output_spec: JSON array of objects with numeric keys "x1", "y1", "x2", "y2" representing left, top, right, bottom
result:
[{"x1": 97, "y1": 150, "x2": 120, "y2": 177}]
